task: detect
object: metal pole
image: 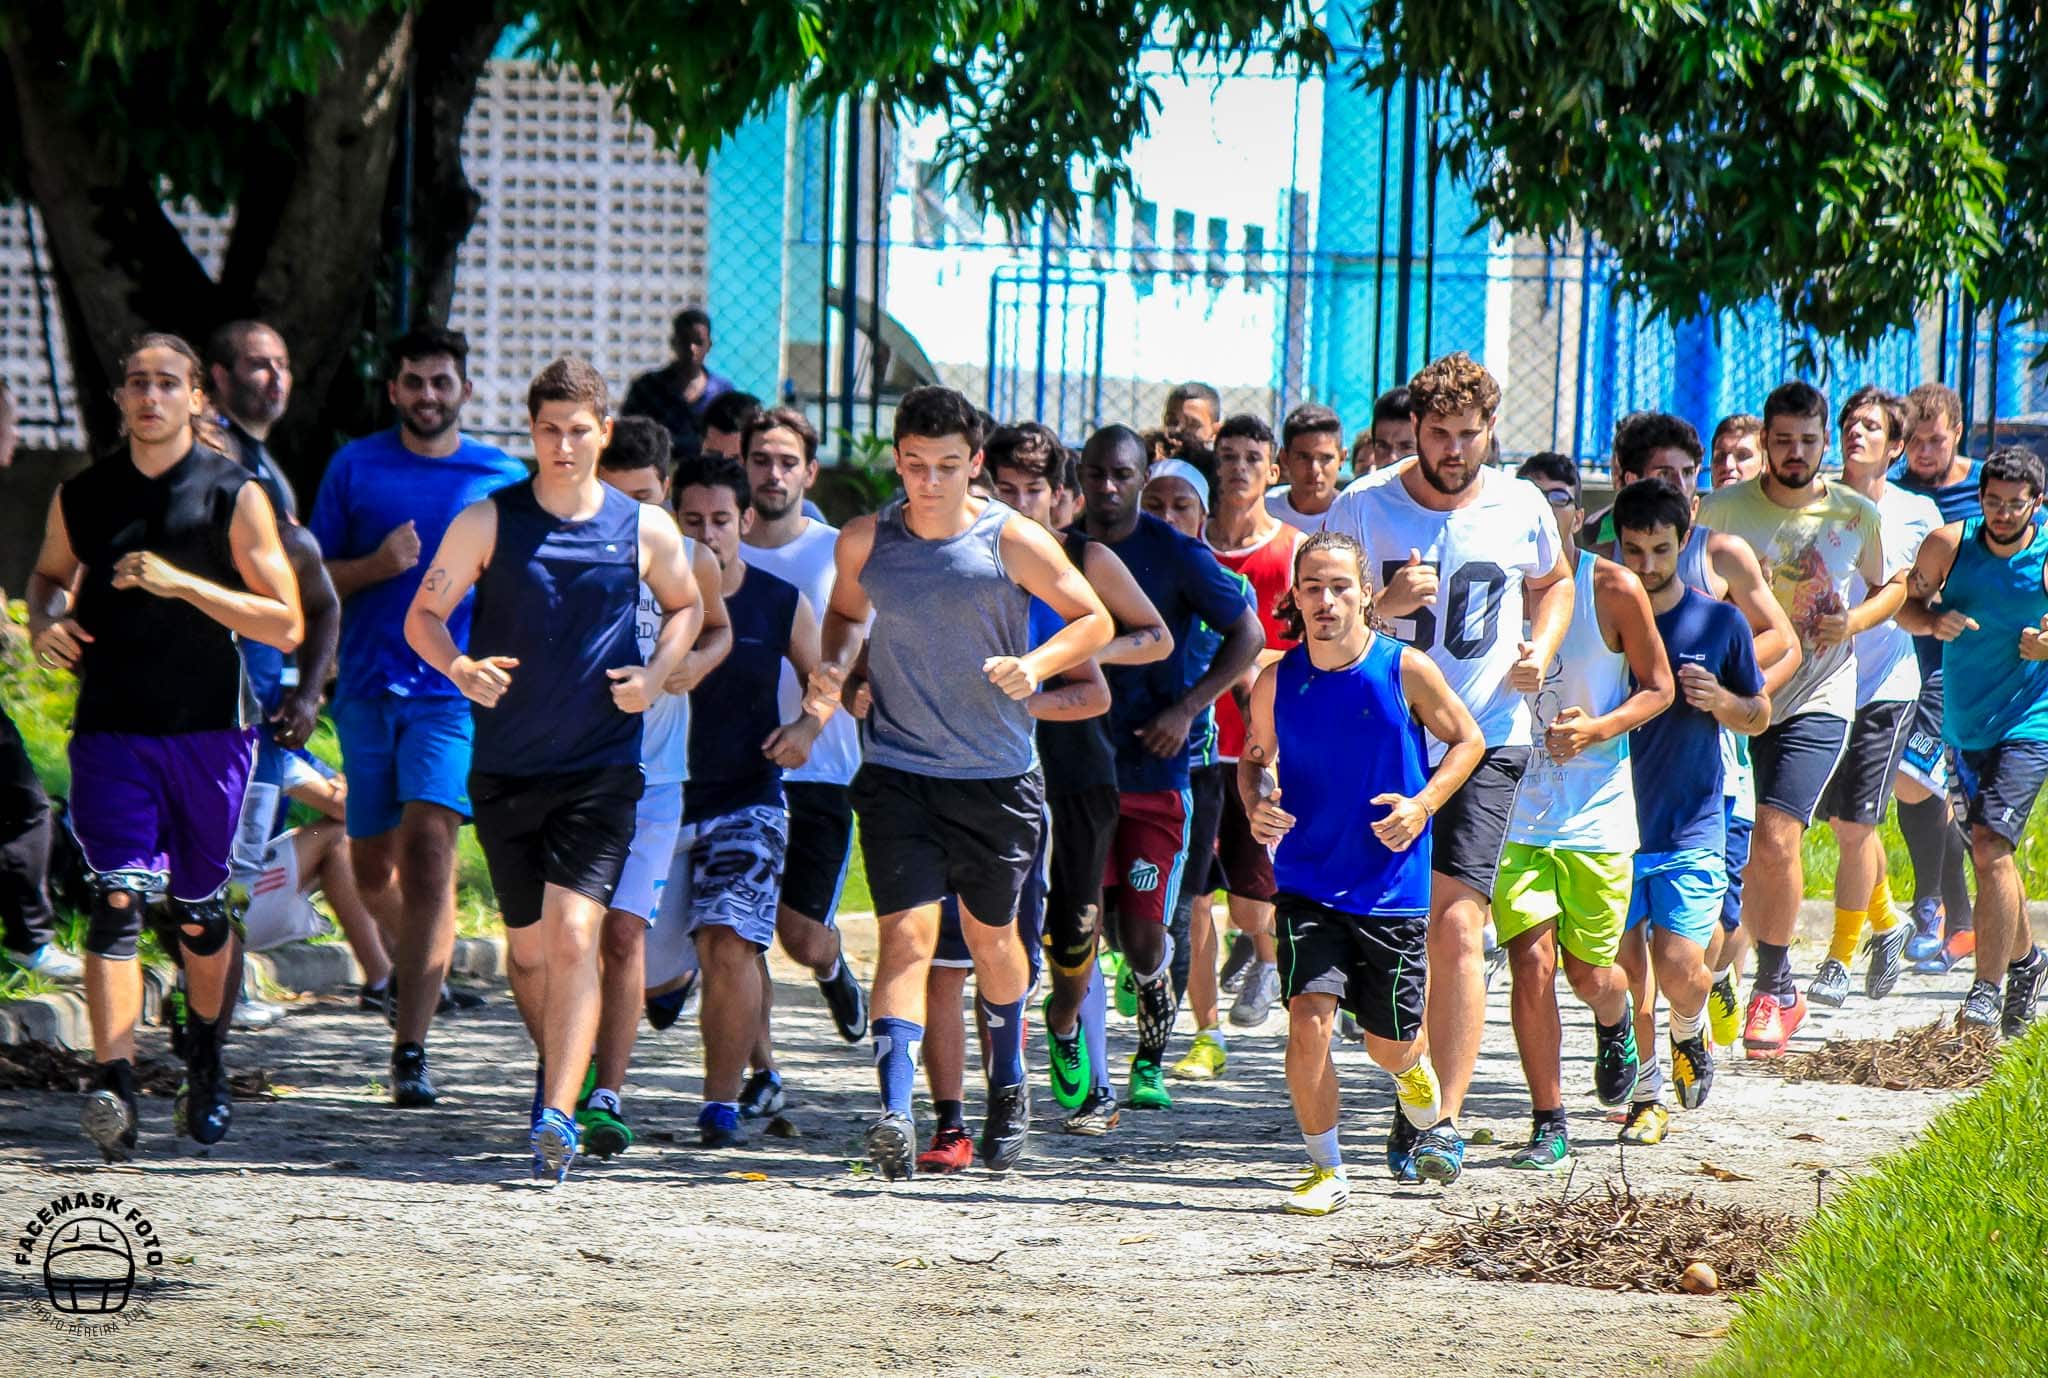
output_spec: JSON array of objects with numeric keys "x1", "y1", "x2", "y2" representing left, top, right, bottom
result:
[
  {"x1": 1421, "y1": 80, "x2": 1439, "y2": 362},
  {"x1": 868, "y1": 98, "x2": 884, "y2": 438},
  {"x1": 1372, "y1": 84, "x2": 1391, "y2": 398},
  {"x1": 839, "y1": 99, "x2": 861, "y2": 442},
  {"x1": 1393, "y1": 73, "x2": 1419, "y2": 384},
  {"x1": 818, "y1": 102, "x2": 836, "y2": 440}
]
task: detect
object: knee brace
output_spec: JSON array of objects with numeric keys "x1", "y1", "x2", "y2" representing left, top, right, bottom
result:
[
  {"x1": 83, "y1": 869, "x2": 164, "y2": 961},
  {"x1": 171, "y1": 893, "x2": 241, "y2": 958}
]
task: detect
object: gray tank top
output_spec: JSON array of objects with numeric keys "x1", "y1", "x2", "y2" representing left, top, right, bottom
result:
[
  {"x1": 1678, "y1": 522, "x2": 1714, "y2": 597},
  {"x1": 860, "y1": 498, "x2": 1039, "y2": 779}
]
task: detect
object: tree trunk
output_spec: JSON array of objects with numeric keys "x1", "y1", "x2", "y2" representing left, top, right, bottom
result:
[{"x1": 406, "y1": 1, "x2": 509, "y2": 328}]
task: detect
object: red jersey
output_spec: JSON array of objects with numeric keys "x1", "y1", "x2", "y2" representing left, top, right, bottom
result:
[{"x1": 1208, "y1": 520, "x2": 1302, "y2": 759}]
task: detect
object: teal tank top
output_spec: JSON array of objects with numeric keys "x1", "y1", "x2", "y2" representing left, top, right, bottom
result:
[{"x1": 1940, "y1": 517, "x2": 2048, "y2": 750}]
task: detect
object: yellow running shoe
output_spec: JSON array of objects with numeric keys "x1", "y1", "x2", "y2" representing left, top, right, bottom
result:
[
  {"x1": 1284, "y1": 1164, "x2": 1351, "y2": 1215},
  {"x1": 1394, "y1": 1060, "x2": 1442, "y2": 1127},
  {"x1": 1707, "y1": 970, "x2": 1741, "y2": 1050},
  {"x1": 1618, "y1": 1100, "x2": 1669, "y2": 1146},
  {"x1": 1170, "y1": 1028, "x2": 1228, "y2": 1081}
]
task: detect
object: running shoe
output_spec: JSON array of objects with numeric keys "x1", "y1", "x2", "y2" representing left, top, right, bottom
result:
[
  {"x1": 1618, "y1": 1100, "x2": 1668, "y2": 1145},
  {"x1": 1218, "y1": 932, "x2": 1256, "y2": 995},
  {"x1": 1393, "y1": 1061, "x2": 1442, "y2": 1129},
  {"x1": 391, "y1": 1041, "x2": 438, "y2": 1108},
  {"x1": 1384, "y1": 1106, "x2": 1420, "y2": 1184},
  {"x1": 357, "y1": 979, "x2": 391, "y2": 1013},
  {"x1": 1483, "y1": 933, "x2": 1509, "y2": 994},
  {"x1": 1171, "y1": 1028, "x2": 1228, "y2": 1081},
  {"x1": 1592, "y1": 1003, "x2": 1641, "y2": 1107},
  {"x1": 532, "y1": 1107, "x2": 579, "y2": 1183},
  {"x1": 1506, "y1": 1120, "x2": 1571, "y2": 1171},
  {"x1": 177, "y1": 1031, "x2": 233, "y2": 1146},
  {"x1": 1707, "y1": 971, "x2": 1741, "y2": 1049},
  {"x1": 1807, "y1": 957, "x2": 1851, "y2": 1009},
  {"x1": 1284, "y1": 1164, "x2": 1351, "y2": 1215},
  {"x1": 916, "y1": 1126, "x2": 974, "y2": 1175},
  {"x1": 1230, "y1": 962, "x2": 1280, "y2": 1027},
  {"x1": 819, "y1": 960, "x2": 869, "y2": 1043},
  {"x1": 699, "y1": 1102, "x2": 750, "y2": 1149},
  {"x1": 1958, "y1": 979, "x2": 2002, "y2": 1032},
  {"x1": 1904, "y1": 898, "x2": 1945, "y2": 962},
  {"x1": 1864, "y1": 920, "x2": 1911, "y2": 1000},
  {"x1": 1127, "y1": 1057, "x2": 1173, "y2": 1109},
  {"x1": 2003, "y1": 947, "x2": 2046, "y2": 1039},
  {"x1": 1669, "y1": 1033, "x2": 1715, "y2": 1111},
  {"x1": 644, "y1": 972, "x2": 698, "y2": 1032},
  {"x1": 438, "y1": 983, "x2": 487, "y2": 1014},
  {"x1": 1045, "y1": 999, "x2": 1091, "y2": 1108},
  {"x1": 1741, "y1": 990, "x2": 1805, "y2": 1060},
  {"x1": 6, "y1": 942, "x2": 84, "y2": 982},
  {"x1": 1062, "y1": 1087, "x2": 1121, "y2": 1136},
  {"x1": 737, "y1": 1068, "x2": 787, "y2": 1120},
  {"x1": 979, "y1": 1081, "x2": 1031, "y2": 1172},
  {"x1": 81, "y1": 1060, "x2": 140, "y2": 1163},
  {"x1": 1916, "y1": 929, "x2": 1976, "y2": 975},
  {"x1": 578, "y1": 1095, "x2": 634, "y2": 1159},
  {"x1": 1107, "y1": 950, "x2": 1138, "y2": 1018},
  {"x1": 1412, "y1": 1124, "x2": 1465, "y2": 1184},
  {"x1": 530, "y1": 1060, "x2": 546, "y2": 1127},
  {"x1": 1135, "y1": 971, "x2": 1176, "y2": 1049},
  {"x1": 864, "y1": 1111, "x2": 916, "y2": 1180}
]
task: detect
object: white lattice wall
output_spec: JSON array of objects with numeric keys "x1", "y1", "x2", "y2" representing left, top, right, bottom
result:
[{"x1": 0, "y1": 60, "x2": 710, "y2": 449}]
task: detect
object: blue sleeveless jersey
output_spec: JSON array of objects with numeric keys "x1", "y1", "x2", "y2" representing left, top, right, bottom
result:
[
  {"x1": 469, "y1": 481, "x2": 645, "y2": 775},
  {"x1": 1271, "y1": 635, "x2": 1432, "y2": 917},
  {"x1": 1940, "y1": 517, "x2": 2048, "y2": 750}
]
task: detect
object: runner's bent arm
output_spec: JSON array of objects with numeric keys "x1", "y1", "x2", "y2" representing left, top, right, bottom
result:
[
  {"x1": 1237, "y1": 664, "x2": 1294, "y2": 847},
  {"x1": 1547, "y1": 561, "x2": 1674, "y2": 761},
  {"x1": 663, "y1": 537, "x2": 731, "y2": 695},
  {"x1": 1026, "y1": 657, "x2": 1111, "y2": 721},
  {"x1": 26, "y1": 491, "x2": 87, "y2": 669},
  {"x1": 1136, "y1": 604, "x2": 1265, "y2": 758},
  {"x1": 405, "y1": 499, "x2": 511, "y2": 705},
  {"x1": 1081, "y1": 541, "x2": 1174, "y2": 666},
  {"x1": 807, "y1": 515, "x2": 877, "y2": 714},
  {"x1": 1897, "y1": 523, "x2": 1968, "y2": 639},
  {"x1": 996, "y1": 514, "x2": 1114, "y2": 685},
  {"x1": 1709, "y1": 533, "x2": 1801, "y2": 695},
  {"x1": 613, "y1": 507, "x2": 706, "y2": 713},
  {"x1": 765, "y1": 592, "x2": 832, "y2": 768},
  {"x1": 1515, "y1": 552, "x2": 1574, "y2": 691}
]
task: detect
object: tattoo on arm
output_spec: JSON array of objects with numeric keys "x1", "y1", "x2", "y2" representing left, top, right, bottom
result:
[
  {"x1": 1246, "y1": 743, "x2": 1268, "y2": 763},
  {"x1": 422, "y1": 568, "x2": 449, "y2": 595}
]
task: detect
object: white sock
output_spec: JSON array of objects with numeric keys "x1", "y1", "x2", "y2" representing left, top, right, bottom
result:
[
  {"x1": 1669, "y1": 1002, "x2": 1706, "y2": 1041},
  {"x1": 821, "y1": 956, "x2": 844, "y2": 983},
  {"x1": 1138, "y1": 934, "x2": 1175, "y2": 986},
  {"x1": 1199, "y1": 1025, "x2": 1228, "y2": 1050},
  {"x1": 588, "y1": 1087, "x2": 622, "y2": 1115},
  {"x1": 1303, "y1": 1126, "x2": 1343, "y2": 1170}
]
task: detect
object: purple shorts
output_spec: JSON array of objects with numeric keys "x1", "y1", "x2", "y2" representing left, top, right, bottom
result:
[{"x1": 68, "y1": 728, "x2": 258, "y2": 901}]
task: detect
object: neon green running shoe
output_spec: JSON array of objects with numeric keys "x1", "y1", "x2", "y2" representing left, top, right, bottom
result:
[
  {"x1": 1104, "y1": 949, "x2": 1138, "y2": 1018},
  {"x1": 575, "y1": 1063, "x2": 634, "y2": 1158},
  {"x1": 1044, "y1": 995, "x2": 1091, "y2": 1110},
  {"x1": 1126, "y1": 1057, "x2": 1173, "y2": 1109}
]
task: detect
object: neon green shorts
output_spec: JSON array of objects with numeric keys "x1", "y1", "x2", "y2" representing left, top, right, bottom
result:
[{"x1": 1494, "y1": 842, "x2": 1630, "y2": 966}]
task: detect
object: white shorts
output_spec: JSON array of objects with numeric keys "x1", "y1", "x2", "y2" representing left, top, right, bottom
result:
[
  {"x1": 643, "y1": 801, "x2": 789, "y2": 990},
  {"x1": 236, "y1": 833, "x2": 329, "y2": 951},
  {"x1": 610, "y1": 782, "x2": 684, "y2": 923}
]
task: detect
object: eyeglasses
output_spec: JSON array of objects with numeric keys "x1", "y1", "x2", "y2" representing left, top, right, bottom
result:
[
  {"x1": 1982, "y1": 495, "x2": 2040, "y2": 517},
  {"x1": 1538, "y1": 488, "x2": 1577, "y2": 507}
]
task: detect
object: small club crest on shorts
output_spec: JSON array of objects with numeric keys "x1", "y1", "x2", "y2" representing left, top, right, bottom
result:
[{"x1": 1127, "y1": 859, "x2": 1161, "y2": 892}]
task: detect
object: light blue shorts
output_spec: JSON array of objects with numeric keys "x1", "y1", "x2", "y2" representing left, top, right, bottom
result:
[
  {"x1": 1627, "y1": 849, "x2": 1726, "y2": 947},
  {"x1": 332, "y1": 694, "x2": 475, "y2": 838}
]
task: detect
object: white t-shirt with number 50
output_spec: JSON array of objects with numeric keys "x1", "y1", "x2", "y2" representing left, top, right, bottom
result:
[{"x1": 1326, "y1": 466, "x2": 1563, "y2": 758}]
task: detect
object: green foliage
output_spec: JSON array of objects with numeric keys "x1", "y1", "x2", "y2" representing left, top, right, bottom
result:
[
  {"x1": 1701, "y1": 1021, "x2": 2048, "y2": 1377},
  {"x1": 1356, "y1": 0, "x2": 2006, "y2": 352}
]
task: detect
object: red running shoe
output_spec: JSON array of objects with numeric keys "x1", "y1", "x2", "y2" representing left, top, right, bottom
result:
[
  {"x1": 1742, "y1": 990, "x2": 1807, "y2": 1059},
  {"x1": 915, "y1": 1126, "x2": 974, "y2": 1174}
]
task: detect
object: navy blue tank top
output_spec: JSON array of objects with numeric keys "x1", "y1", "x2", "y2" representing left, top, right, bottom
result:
[
  {"x1": 1271, "y1": 635, "x2": 1433, "y2": 917},
  {"x1": 685, "y1": 564, "x2": 800, "y2": 823},
  {"x1": 468, "y1": 481, "x2": 644, "y2": 776}
]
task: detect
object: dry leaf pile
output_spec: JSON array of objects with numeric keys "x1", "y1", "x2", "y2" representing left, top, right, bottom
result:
[
  {"x1": 0, "y1": 1039, "x2": 283, "y2": 1100},
  {"x1": 1763, "y1": 1018, "x2": 1998, "y2": 1091}
]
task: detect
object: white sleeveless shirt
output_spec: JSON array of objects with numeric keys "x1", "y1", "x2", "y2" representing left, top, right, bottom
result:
[{"x1": 637, "y1": 534, "x2": 694, "y2": 787}]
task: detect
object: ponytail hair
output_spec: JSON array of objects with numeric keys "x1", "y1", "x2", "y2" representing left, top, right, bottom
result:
[{"x1": 117, "y1": 331, "x2": 227, "y2": 453}]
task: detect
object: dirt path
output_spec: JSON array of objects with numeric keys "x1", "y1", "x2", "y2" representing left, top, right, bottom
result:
[{"x1": 1, "y1": 919, "x2": 1982, "y2": 1377}]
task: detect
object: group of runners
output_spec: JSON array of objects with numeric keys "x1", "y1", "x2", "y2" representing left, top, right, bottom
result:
[{"x1": 13, "y1": 319, "x2": 2046, "y2": 1207}]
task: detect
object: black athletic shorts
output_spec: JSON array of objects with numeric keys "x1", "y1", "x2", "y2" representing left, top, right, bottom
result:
[
  {"x1": 1897, "y1": 665, "x2": 1951, "y2": 794},
  {"x1": 1274, "y1": 893, "x2": 1427, "y2": 1043},
  {"x1": 470, "y1": 764, "x2": 642, "y2": 930},
  {"x1": 1045, "y1": 784, "x2": 1120, "y2": 971},
  {"x1": 1753, "y1": 712, "x2": 1851, "y2": 826},
  {"x1": 1432, "y1": 745, "x2": 1530, "y2": 899},
  {"x1": 851, "y1": 763, "x2": 1044, "y2": 926},
  {"x1": 779, "y1": 780, "x2": 854, "y2": 925},
  {"x1": 1820, "y1": 700, "x2": 1914, "y2": 826},
  {"x1": 1960, "y1": 740, "x2": 2048, "y2": 848},
  {"x1": 1213, "y1": 767, "x2": 1277, "y2": 902},
  {"x1": 1178, "y1": 761, "x2": 1232, "y2": 902}
]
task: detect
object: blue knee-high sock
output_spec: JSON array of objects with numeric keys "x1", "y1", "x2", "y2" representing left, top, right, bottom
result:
[
  {"x1": 1081, "y1": 963, "x2": 1111, "y2": 1094},
  {"x1": 872, "y1": 1016, "x2": 923, "y2": 1117},
  {"x1": 979, "y1": 992, "x2": 1027, "y2": 1087}
]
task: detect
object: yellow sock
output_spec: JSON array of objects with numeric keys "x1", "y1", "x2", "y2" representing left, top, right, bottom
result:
[
  {"x1": 1829, "y1": 907, "x2": 1867, "y2": 964},
  {"x1": 1867, "y1": 872, "x2": 1898, "y2": 931}
]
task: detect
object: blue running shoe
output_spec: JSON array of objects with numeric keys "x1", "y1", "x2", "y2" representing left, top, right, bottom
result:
[
  {"x1": 531, "y1": 1107, "x2": 578, "y2": 1184},
  {"x1": 1904, "y1": 899, "x2": 1945, "y2": 963},
  {"x1": 1413, "y1": 1124, "x2": 1466, "y2": 1185},
  {"x1": 1385, "y1": 1104, "x2": 1420, "y2": 1184},
  {"x1": 699, "y1": 1103, "x2": 749, "y2": 1148}
]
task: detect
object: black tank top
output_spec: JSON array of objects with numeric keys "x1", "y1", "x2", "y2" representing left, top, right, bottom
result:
[
  {"x1": 1036, "y1": 530, "x2": 1117, "y2": 795},
  {"x1": 61, "y1": 444, "x2": 259, "y2": 734}
]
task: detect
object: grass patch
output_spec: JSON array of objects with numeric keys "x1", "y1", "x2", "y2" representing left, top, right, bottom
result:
[{"x1": 1700, "y1": 1022, "x2": 2048, "y2": 1377}]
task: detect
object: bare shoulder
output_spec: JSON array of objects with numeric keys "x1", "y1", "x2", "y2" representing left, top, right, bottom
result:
[{"x1": 1590, "y1": 553, "x2": 1643, "y2": 596}]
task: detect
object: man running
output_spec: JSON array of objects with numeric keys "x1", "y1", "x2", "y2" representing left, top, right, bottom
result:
[
  {"x1": 1079, "y1": 425, "x2": 1263, "y2": 1111},
  {"x1": 1812, "y1": 388, "x2": 1941, "y2": 1008},
  {"x1": 406, "y1": 357, "x2": 706, "y2": 1183},
  {"x1": 205, "y1": 319, "x2": 299, "y2": 520},
  {"x1": 1710, "y1": 415, "x2": 1765, "y2": 490},
  {"x1": 1612, "y1": 480, "x2": 1771, "y2": 1134},
  {"x1": 309, "y1": 326, "x2": 527, "y2": 1103},
  {"x1": 1266, "y1": 403, "x2": 1348, "y2": 533},
  {"x1": 1697, "y1": 381, "x2": 1898, "y2": 1057},
  {"x1": 808, "y1": 386, "x2": 1113, "y2": 1179},
  {"x1": 1495, "y1": 455, "x2": 1673, "y2": 1170},
  {"x1": 1899, "y1": 446, "x2": 2048, "y2": 1037},
  {"x1": 1325, "y1": 350, "x2": 1573, "y2": 1182},
  {"x1": 1242, "y1": 531, "x2": 1483, "y2": 1210},
  {"x1": 738, "y1": 407, "x2": 871, "y2": 1119},
  {"x1": 29, "y1": 332, "x2": 303, "y2": 1159}
]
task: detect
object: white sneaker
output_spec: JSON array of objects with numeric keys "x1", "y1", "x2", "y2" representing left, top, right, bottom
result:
[
  {"x1": 7, "y1": 944, "x2": 84, "y2": 982},
  {"x1": 1229, "y1": 962, "x2": 1281, "y2": 1027}
]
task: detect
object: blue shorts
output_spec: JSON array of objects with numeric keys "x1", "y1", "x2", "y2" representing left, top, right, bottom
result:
[
  {"x1": 1627, "y1": 849, "x2": 1727, "y2": 947},
  {"x1": 1720, "y1": 799, "x2": 1752, "y2": 934},
  {"x1": 332, "y1": 693, "x2": 475, "y2": 839}
]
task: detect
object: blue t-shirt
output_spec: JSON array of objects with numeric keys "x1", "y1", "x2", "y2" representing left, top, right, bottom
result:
[
  {"x1": 1092, "y1": 515, "x2": 1252, "y2": 793},
  {"x1": 1631, "y1": 587, "x2": 1765, "y2": 852},
  {"x1": 308, "y1": 429, "x2": 527, "y2": 704}
]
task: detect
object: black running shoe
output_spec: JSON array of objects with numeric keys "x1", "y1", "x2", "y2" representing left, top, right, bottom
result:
[
  {"x1": 392, "y1": 1041, "x2": 438, "y2": 1107},
  {"x1": 1863, "y1": 920, "x2": 1910, "y2": 1001},
  {"x1": 2003, "y1": 947, "x2": 2046, "y2": 1040},
  {"x1": 81, "y1": 1060, "x2": 140, "y2": 1163},
  {"x1": 357, "y1": 980, "x2": 391, "y2": 1013},
  {"x1": 1385, "y1": 1104, "x2": 1420, "y2": 1183},
  {"x1": 819, "y1": 960, "x2": 869, "y2": 1043},
  {"x1": 644, "y1": 973, "x2": 698, "y2": 1032},
  {"x1": 865, "y1": 1111, "x2": 916, "y2": 1181},
  {"x1": 737, "y1": 1068, "x2": 787, "y2": 1120},
  {"x1": 437, "y1": 984, "x2": 487, "y2": 1014},
  {"x1": 1218, "y1": 932, "x2": 1256, "y2": 995},
  {"x1": 1959, "y1": 980, "x2": 2002, "y2": 1031},
  {"x1": 1593, "y1": 1000, "x2": 1642, "y2": 1108},
  {"x1": 178, "y1": 1055, "x2": 233, "y2": 1146},
  {"x1": 979, "y1": 1081, "x2": 1031, "y2": 1173}
]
